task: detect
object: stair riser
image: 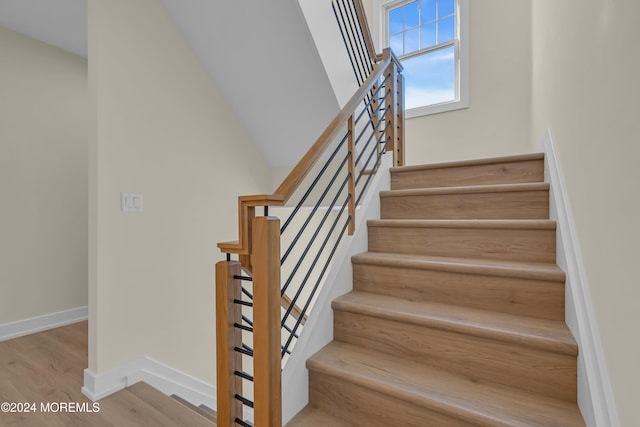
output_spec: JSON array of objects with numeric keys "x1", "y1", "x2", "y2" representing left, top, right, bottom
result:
[
  {"x1": 352, "y1": 263, "x2": 565, "y2": 321},
  {"x1": 368, "y1": 225, "x2": 556, "y2": 263},
  {"x1": 309, "y1": 371, "x2": 479, "y2": 427},
  {"x1": 380, "y1": 190, "x2": 549, "y2": 220},
  {"x1": 334, "y1": 311, "x2": 577, "y2": 402},
  {"x1": 391, "y1": 158, "x2": 544, "y2": 190}
]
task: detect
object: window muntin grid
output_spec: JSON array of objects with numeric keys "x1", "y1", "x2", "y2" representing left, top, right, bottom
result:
[{"x1": 388, "y1": 0, "x2": 456, "y2": 58}]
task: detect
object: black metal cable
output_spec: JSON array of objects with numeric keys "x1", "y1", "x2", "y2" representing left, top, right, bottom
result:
[
  {"x1": 282, "y1": 215, "x2": 352, "y2": 356},
  {"x1": 281, "y1": 151, "x2": 350, "y2": 264},
  {"x1": 280, "y1": 131, "x2": 350, "y2": 234},
  {"x1": 281, "y1": 193, "x2": 351, "y2": 328}
]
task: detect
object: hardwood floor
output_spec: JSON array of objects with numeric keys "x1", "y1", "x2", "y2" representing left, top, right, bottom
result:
[{"x1": 0, "y1": 321, "x2": 215, "y2": 426}]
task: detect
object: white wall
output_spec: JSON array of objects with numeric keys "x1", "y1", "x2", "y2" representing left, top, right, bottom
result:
[
  {"x1": 298, "y1": 0, "x2": 360, "y2": 107},
  {"x1": 531, "y1": 1, "x2": 640, "y2": 425},
  {"x1": 87, "y1": 0, "x2": 272, "y2": 385},
  {"x1": 0, "y1": 26, "x2": 88, "y2": 324}
]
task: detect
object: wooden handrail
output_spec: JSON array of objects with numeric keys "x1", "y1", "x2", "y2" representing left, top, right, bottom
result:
[
  {"x1": 219, "y1": 49, "x2": 394, "y2": 255},
  {"x1": 352, "y1": 0, "x2": 383, "y2": 63}
]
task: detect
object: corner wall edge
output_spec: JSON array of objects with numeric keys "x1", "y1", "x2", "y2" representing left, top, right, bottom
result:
[{"x1": 540, "y1": 128, "x2": 619, "y2": 427}]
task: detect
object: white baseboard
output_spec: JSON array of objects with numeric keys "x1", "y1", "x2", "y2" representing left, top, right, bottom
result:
[
  {"x1": 82, "y1": 358, "x2": 147, "y2": 402},
  {"x1": 82, "y1": 357, "x2": 217, "y2": 411},
  {"x1": 540, "y1": 128, "x2": 619, "y2": 427},
  {"x1": 0, "y1": 306, "x2": 88, "y2": 342}
]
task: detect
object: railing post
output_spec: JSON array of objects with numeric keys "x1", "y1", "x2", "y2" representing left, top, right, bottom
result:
[
  {"x1": 371, "y1": 81, "x2": 382, "y2": 172},
  {"x1": 353, "y1": 0, "x2": 383, "y2": 62},
  {"x1": 396, "y1": 70, "x2": 406, "y2": 166},
  {"x1": 216, "y1": 260, "x2": 243, "y2": 427},
  {"x1": 383, "y1": 49, "x2": 400, "y2": 166},
  {"x1": 347, "y1": 115, "x2": 356, "y2": 235},
  {"x1": 252, "y1": 216, "x2": 282, "y2": 426}
]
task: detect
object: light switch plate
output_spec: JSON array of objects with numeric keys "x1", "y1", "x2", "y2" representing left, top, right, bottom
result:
[{"x1": 121, "y1": 192, "x2": 143, "y2": 212}]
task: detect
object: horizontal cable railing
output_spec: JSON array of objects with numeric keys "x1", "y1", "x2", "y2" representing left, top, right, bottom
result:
[
  {"x1": 216, "y1": 1, "x2": 404, "y2": 425},
  {"x1": 278, "y1": 76, "x2": 394, "y2": 359}
]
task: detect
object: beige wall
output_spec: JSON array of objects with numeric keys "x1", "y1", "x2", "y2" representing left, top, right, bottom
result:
[
  {"x1": 404, "y1": 0, "x2": 532, "y2": 165},
  {"x1": 363, "y1": 1, "x2": 532, "y2": 165},
  {"x1": 531, "y1": 1, "x2": 640, "y2": 425},
  {"x1": 0, "y1": 26, "x2": 88, "y2": 324},
  {"x1": 88, "y1": 0, "x2": 271, "y2": 384},
  {"x1": 361, "y1": 0, "x2": 374, "y2": 21}
]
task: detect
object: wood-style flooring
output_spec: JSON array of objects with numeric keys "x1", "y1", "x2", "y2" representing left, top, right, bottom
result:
[{"x1": 0, "y1": 321, "x2": 215, "y2": 426}]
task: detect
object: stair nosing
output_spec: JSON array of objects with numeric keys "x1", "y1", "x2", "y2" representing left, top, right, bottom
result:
[
  {"x1": 307, "y1": 341, "x2": 582, "y2": 427},
  {"x1": 390, "y1": 153, "x2": 544, "y2": 174},
  {"x1": 367, "y1": 219, "x2": 557, "y2": 230},
  {"x1": 380, "y1": 182, "x2": 550, "y2": 198},
  {"x1": 170, "y1": 394, "x2": 216, "y2": 423},
  {"x1": 309, "y1": 359, "x2": 501, "y2": 427},
  {"x1": 332, "y1": 291, "x2": 577, "y2": 356},
  {"x1": 351, "y1": 252, "x2": 566, "y2": 282},
  {"x1": 286, "y1": 406, "x2": 353, "y2": 427}
]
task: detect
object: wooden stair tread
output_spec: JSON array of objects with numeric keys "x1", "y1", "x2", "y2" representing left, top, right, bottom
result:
[
  {"x1": 125, "y1": 382, "x2": 214, "y2": 426},
  {"x1": 286, "y1": 405, "x2": 353, "y2": 427},
  {"x1": 332, "y1": 291, "x2": 577, "y2": 356},
  {"x1": 308, "y1": 341, "x2": 584, "y2": 427},
  {"x1": 352, "y1": 251, "x2": 565, "y2": 282},
  {"x1": 171, "y1": 394, "x2": 217, "y2": 422},
  {"x1": 390, "y1": 153, "x2": 544, "y2": 173},
  {"x1": 380, "y1": 182, "x2": 549, "y2": 197},
  {"x1": 368, "y1": 218, "x2": 556, "y2": 230}
]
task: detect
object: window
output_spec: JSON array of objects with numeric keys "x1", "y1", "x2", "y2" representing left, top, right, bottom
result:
[{"x1": 375, "y1": 0, "x2": 468, "y2": 117}]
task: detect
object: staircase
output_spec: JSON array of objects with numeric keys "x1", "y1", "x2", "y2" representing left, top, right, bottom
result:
[{"x1": 287, "y1": 153, "x2": 586, "y2": 426}]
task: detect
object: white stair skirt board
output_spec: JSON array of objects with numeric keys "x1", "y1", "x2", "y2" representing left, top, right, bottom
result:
[
  {"x1": 281, "y1": 155, "x2": 392, "y2": 424},
  {"x1": 0, "y1": 306, "x2": 88, "y2": 342},
  {"x1": 81, "y1": 356, "x2": 236, "y2": 419},
  {"x1": 540, "y1": 128, "x2": 620, "y2": 427}
]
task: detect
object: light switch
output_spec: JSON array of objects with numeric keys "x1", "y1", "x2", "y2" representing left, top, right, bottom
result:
[{"x1": 121, "y1": 192, "x2": 143, "y2": 213}]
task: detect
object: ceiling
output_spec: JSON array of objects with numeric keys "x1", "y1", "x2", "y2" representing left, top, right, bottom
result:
[
  {"x1": 0, "y1": 0, "x2": 87, "y2": 57},
  {"x1": 0, "y1": 0, "x2": 340, "y2": 168}
]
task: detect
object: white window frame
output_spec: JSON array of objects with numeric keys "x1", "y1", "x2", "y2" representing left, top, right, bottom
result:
[{"x1": 373, "y1": 0, "x2": 469, "y2": 118}]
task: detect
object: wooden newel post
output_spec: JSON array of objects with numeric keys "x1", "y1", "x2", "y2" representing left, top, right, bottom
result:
[
  {"x1": 252, "y1": 216, "x2": 282, "y2": 426},
  {"x1": 216, "y1": 260, "x2": 243, "y2": 427},
  {"x1": 383, "y1": 49, "x2": 399, "y2": 167}
]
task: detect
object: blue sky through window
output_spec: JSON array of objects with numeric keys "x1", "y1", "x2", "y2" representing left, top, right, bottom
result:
[
  {"x1": 388, "y1": 0, "x2": 456, "y2": 108},
  {"x1": 403, "y1": 46, "x2": 455, "y2": 109}
]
